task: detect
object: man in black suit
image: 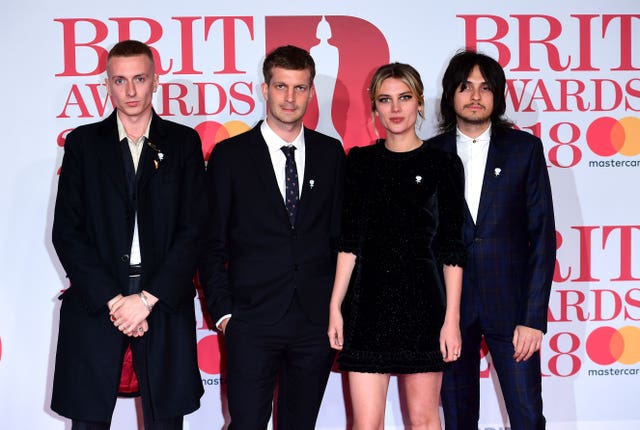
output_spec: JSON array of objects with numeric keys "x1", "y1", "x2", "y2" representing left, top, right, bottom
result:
[
  {"x1": 199, "y1": 45, "x2": 345, "y2": 429},
  {"x1": 429, "y1": 50, "x2": 556, "y2": 430},
  {"x1": 51, "y1": 40, "x2": 205, "y2": 429}
]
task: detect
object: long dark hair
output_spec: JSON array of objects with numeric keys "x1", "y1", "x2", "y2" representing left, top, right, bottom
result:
[{"x1": 438, "y1": 49, "x2": 513, "y2": 133}]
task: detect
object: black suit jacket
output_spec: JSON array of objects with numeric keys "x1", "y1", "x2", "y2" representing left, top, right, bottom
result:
[
  {"x1": 428, "y1": 128, "x2": 556, "y2": 334},
  {"x1": 51, "y1": 110, "x2": 206, "y2": 421},
  {"x1": 200, "y1": 121, "x2": 345, "y2": 325}
]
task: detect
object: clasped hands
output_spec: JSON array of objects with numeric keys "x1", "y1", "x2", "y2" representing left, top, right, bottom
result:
[{"x1": 108, "y1": 292, "x2": 156, "y2": 337}]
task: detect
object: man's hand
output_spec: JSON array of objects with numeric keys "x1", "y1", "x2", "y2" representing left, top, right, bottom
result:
[
  {"x1": 130, "y1": 319, "x2": 149, "y2": 337},
  {"x1": 218, "y1": 316, "x2": 231, "y2": 335},
  {"x1": 110, "y1": 294, "x2": 151, "y2": 336},
  {"x1": 512, "y1": 325, "x2": 543, "y2": 362},
  {"x1": 107, "y1": 294, "x2": 124, "y2": 312}
]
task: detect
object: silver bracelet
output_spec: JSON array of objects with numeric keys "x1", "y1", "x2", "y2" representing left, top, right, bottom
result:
[{"x1": 138, "y1": 291, "x2": 154, "y2": 312}]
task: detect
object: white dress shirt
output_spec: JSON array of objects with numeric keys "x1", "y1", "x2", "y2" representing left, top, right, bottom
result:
[
  {"x1": 456, "y1": 125, "x2": 491, "y2": 224},
  {"x1": 260, "y1": 119, "x2": 306, "y2": 201},
  {"x1": 117, "y1": 113, "x2": 151, "y2": 266}
]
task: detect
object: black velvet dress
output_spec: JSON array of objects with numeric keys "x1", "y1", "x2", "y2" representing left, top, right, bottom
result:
[{"x1": 337, "y1": 140, "x2": 466, "y2": 374}]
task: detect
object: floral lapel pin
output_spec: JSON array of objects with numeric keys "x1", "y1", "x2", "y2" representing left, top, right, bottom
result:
[
  {"x1": 494, "y1": 167, "x2": 502, "y2": 177},
  {"x1": 309, "y1": 179, "x2": 315, "y2": 189},
  {"x1": 146, "y1": 139, "x2": 164, "y2": 170},
  {"x1": 415, "y1": 175, "x2": 422, "y2": 184}
]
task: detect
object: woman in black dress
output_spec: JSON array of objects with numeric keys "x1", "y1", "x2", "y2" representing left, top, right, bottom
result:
[{"x1": 328, "y1": 63, "x2": 466, "y2": 429}]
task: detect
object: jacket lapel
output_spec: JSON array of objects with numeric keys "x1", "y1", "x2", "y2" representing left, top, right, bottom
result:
[
  {"x1": 139, "y1": 112, "x2": 163, "y2": 191},
  {"x1": 475, "y1": 132, "x2": 507, "y2": 227},
  {"x1": 95, "y1": 111, "x2": 128, "y2": 203},
  {"x1": 296, "y1": 128, "x2": 316, "y2": 220},
  {"x1": 300, "y1": 128, "x2": 318, "y2": 200},
  {"x1": 247, "y1": 124, "x2": 291, "y2": 220}
]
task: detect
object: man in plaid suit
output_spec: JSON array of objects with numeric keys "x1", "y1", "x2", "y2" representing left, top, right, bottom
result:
[{"x1": 428, "y1": 50, "x2": 556, "y2": 430}]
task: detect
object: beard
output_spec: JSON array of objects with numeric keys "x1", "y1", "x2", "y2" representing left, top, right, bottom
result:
[{"x1": 456, "y1": 105, "x2": 491, "y2": 127}]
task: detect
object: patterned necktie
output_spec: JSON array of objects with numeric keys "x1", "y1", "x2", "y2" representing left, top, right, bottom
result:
[{"x1": 281, "y1": 145, "x2": 299, "y2": 226}]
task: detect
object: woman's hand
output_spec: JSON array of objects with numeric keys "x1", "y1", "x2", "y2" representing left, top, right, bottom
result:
[
  {"x1": 328, "y1": 308, "x2": 344, "y2": 350},
  {"x1": 440, "y1": 319, "x2": 462, "y2": 362}
]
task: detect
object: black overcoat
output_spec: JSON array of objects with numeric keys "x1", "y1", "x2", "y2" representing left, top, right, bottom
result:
[{"x1": 51, "y1": 110, "x2": 206, "y2": 421}]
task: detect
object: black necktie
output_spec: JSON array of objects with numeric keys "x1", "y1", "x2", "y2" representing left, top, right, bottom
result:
[{"x1": 281, "y1": 145, "x2": 299, "y2": 226}]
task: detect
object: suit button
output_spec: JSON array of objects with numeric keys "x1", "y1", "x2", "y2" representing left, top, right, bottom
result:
[
  {"x1": 121, "y1": 254, "x2": 130, "y2": 262},
  {"x1": 294, "y1": 265, "x2": 299, "y2": 271}
]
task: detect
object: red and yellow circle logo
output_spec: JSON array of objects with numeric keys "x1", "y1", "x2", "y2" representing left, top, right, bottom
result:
[
  {"x1": 586, "y1": 326, "x2": 640, "y2": 365},
  {"x1": 586, "y1": 117, "x2": 640, "y2": 157},
  {"x1": 195, "y1": 120, "x2": 251, "y2": 162}
]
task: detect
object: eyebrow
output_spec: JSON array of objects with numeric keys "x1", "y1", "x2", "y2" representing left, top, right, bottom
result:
[
  {"x1": 273, "y1": 79, "x2": 307, "y2": 84},
  {"x1": 463, "y1": 79, "x2": 488, "y2": 85},
  {"x1": 110, "y1": 73, "x2": 148, "y2": 80},
  {"x1": 377, "y1": 91, "x2": 412, "y2": 97}
]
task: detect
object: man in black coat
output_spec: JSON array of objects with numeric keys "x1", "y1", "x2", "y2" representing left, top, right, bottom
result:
[
  {"x1": 51, "y1": 40, "x2": 205, "y2": 429},
  {"x1": 199, "y1": 45, "x2": 345, "y2": 429}
]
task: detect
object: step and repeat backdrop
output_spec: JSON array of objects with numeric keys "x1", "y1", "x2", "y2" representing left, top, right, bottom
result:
[{"x1": 1, "y1": 1, "x2": 639, "y2": 429}]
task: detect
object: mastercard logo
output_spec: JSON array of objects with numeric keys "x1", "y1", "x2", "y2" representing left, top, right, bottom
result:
[
  {"x1": 586, "y1": 117, "x2": 640, "y2": 157},
  {"x1": 585, "y1": 326, "x2": 640, "y2": 365},
  {"x1": 195, "y1": 120, "x2": 251, "y2": 162}
]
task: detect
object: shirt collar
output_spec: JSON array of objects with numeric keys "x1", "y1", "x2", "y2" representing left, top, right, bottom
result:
[
  {"x1": 260, "y1": 120, "x2": 305, "y2": 151},
  {"x1": 116, "y1": 112, "x2": 152, "y2": 143},
  {"x1": 456, "y1": 124, "x2": 492, "y2": 144}
]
